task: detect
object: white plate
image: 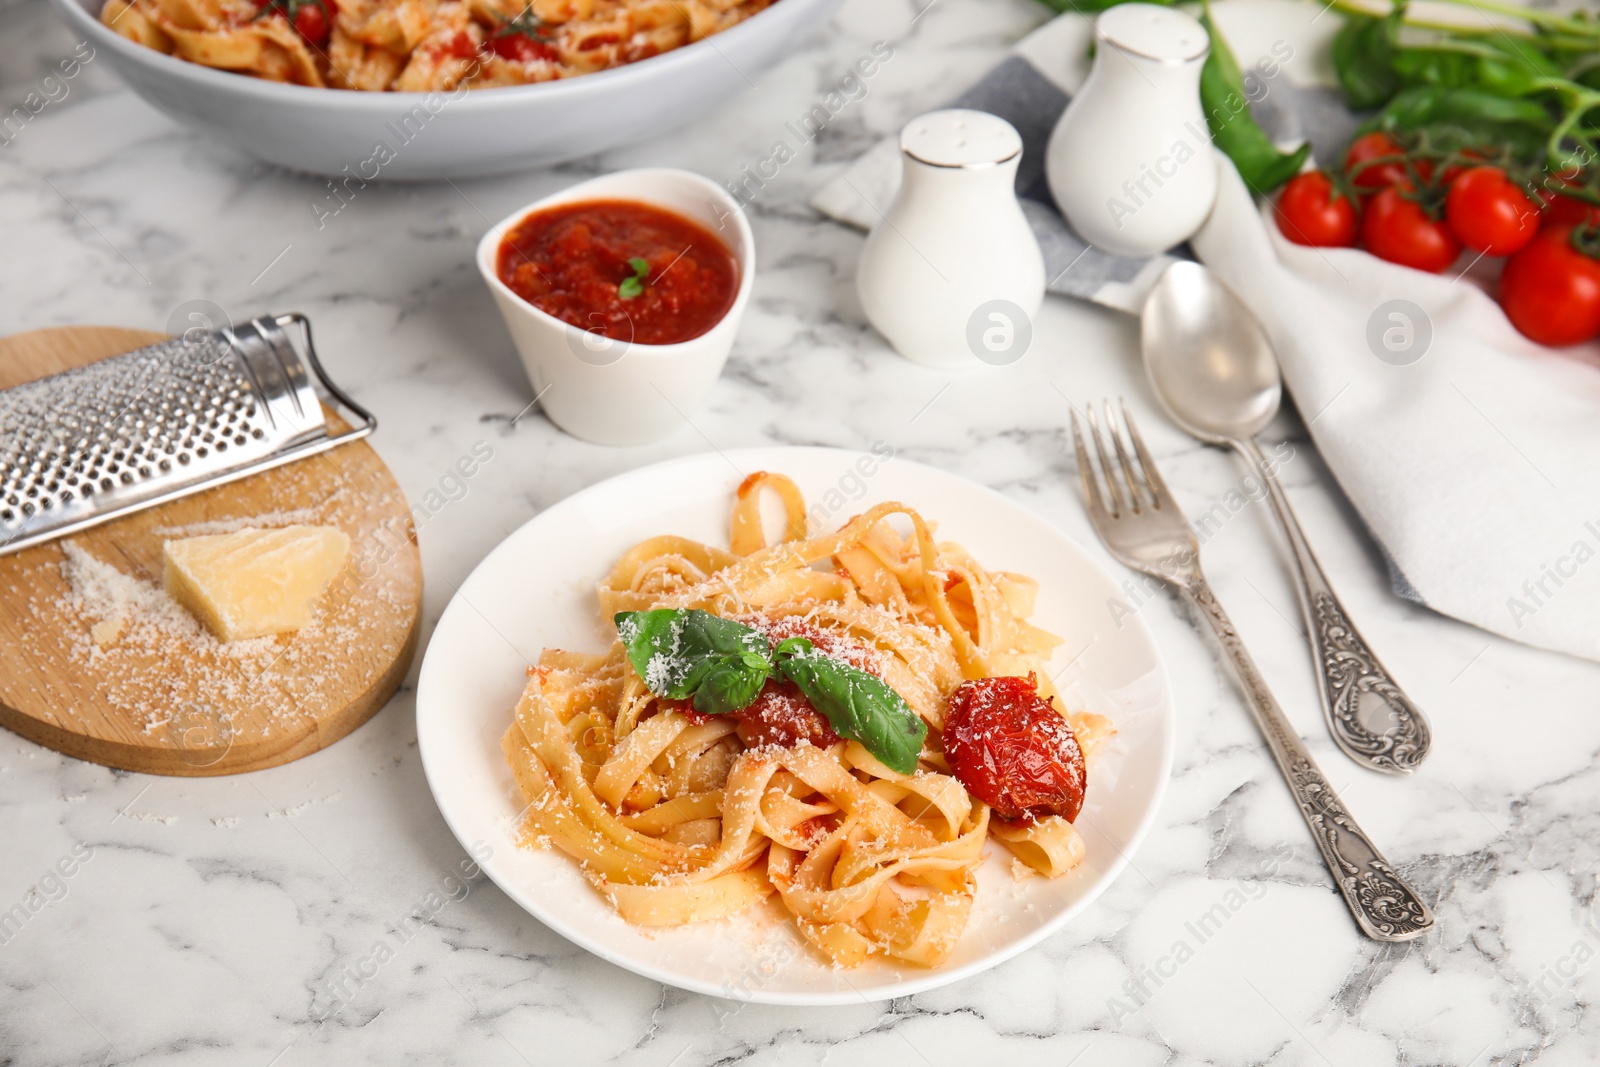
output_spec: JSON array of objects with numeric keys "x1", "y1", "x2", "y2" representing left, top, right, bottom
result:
[{"x1": 417, "y1": 448, "x2": 1174, "y2": 1004}]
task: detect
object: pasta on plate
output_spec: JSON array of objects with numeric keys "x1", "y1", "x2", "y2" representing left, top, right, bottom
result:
[
  {"x1": 502, "y1": 473, "x2": 1114, "y2": 968},
  {"x1": 101, "y1": 0, "x2": 775, "y2": 91}
]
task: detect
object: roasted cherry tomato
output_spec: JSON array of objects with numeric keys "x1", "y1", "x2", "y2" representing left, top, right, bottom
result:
[
  {"x1": 1445, "y1": 166, "x2": 1539, "y2": 256},
  {"x1": 1275, "y1": 170, "x2": 1358, "y2": 247},
  {"x1": 943, "y1": 674, "x2": 1086, "y2": 822},
  {"x1": 1499, "y1": 224, "x2": 1600, "y2": 347},
  {"x1": 1362, "y1": 186, "x2": 1462, "y2": 273},
  {"x1": 1344, "y1": 132, "x2": 1418, "y2": 193}
]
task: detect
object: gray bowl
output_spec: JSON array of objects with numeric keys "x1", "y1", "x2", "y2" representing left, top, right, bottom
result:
[{"x1": 49, "y1": 0, "x2": 842, "y2": 180}]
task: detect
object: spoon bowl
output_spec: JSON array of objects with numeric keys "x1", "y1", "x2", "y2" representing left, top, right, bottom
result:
[
  {"x1": 1135, "y1": 260, "x2": 1431, "y2": 775},
  {"x1": 1140, "y1": 261, "x2": 1282, "y2": 444}
]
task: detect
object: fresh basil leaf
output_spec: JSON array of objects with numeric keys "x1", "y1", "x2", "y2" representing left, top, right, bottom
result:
[
  {"x1": 615, "y1": 608, "x2": 928, "y2": 767},
  {"x1": 772, "y1": 636, "x2": 813, "y2": 658},
  {"x1": 1390, "y1": 44, "x2": 1479, "y2": 92},
  {"x1": 695, "y1": 656, "x2": 772, "y2": 715},
  {"x1": 1473, "y1": 35, "x2": 1564, "y2": 95},
  {"x1": 1199, "y1": 1, "x2": 1311, "y2": 195},
  {"x1": 614, "y1": 609, "x2": 772, "y2": 703},
  {"x1": 777, "y1": 652, "x2": 927, "y2": 775},
  {"x1": 1332, "y1": 10, "x2": 1403, "y2": 110},
  {"x1": 1365, "y1": 86, "x2": 1554, "y2": 158}
]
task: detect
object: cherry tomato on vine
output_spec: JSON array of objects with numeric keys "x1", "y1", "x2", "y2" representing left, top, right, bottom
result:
[
  {"x1": 1445, "y1": 166, "x2": 1540, "y2": 257},
  {"x1": 1437, "y1": 148, "x2": 1490, "y2": 187},
  {"x1": 1275, "y1": 171, "x2": 1358, "y2": 247},
  {"x1": 1344, "y1": 132, "x2": 1422, "y2": 193},
  {"x1": 1541, "y1": 190, "x2": 1600, "y2": 227},
  {"x1": 1361, "y1": 186, "x2": 1462, "y2": 273},
  {"x1": 1499, "y1": 224, "x2": 1600, "y2": 347}
]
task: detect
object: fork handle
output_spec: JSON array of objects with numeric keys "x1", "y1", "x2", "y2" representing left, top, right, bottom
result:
[
  {"x1": 1234, "y1": 437, "x2": 1431, "y2": 775},
  {"x1": 1182, "y1": 571, "x2": 1434, "y2": 942}
]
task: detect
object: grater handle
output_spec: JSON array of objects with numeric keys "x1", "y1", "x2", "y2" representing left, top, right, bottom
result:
[{"x1": 267, "y1": 312, "x2": 377, "y2": 441}]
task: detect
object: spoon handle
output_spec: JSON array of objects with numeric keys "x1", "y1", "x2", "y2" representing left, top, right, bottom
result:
[
  {"x1": 1234, "y1": 438, "x2": 1432, "y2": 774},
  {"x1": 1182, "y1": 570, "x2": 1433, "y2": 940}
]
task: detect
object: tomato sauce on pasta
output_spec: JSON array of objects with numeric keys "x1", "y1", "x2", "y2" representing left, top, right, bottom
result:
[{"x1": 102, "y1": 0, "x2": 777, "y2": 91}]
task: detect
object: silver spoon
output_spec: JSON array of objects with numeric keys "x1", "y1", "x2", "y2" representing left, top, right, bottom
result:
[{"x1": 1140, "y1": 261, "x2": 1431, "y2": 775}]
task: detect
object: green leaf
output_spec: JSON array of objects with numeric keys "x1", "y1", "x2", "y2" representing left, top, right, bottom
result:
[
  {"x1": 496, "y1": 4, "x2": 551, "y2": 40},
  {"x1": 1199, "y1": 0, "x2": 1311, "y2": 194},
  {"x1": 1332, "y1": 10, "x2": 1404, "y2": 110},
  {"x1": 1365, "y1": 85, "x2": 1555, "y2": 157},
  {"x1": 777, "y1": 651, "x2": 927, "y2": 775},
  {"x1": 695, "y1": 658, "x2": 772, "y2": 714},
  {"x1": 614, "y1": 609, "x2": 771, "y2": 704},
  {"x1": 1389, "y1": 44, "x2": 1479, "y2": 92},
  {"x1": 618, "y1": 257, "x2": 649, "y2": 300},
  {"x1": 772, "y1": 636, "x2": 813, "y2": 658},
  {"x1": 614, "y1": 608, "x2": 928, "y2": 772}
]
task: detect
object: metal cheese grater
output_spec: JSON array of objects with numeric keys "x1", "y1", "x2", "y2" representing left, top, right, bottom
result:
[{"x1": 0, "y1": 312, "x2": 375, "y2": 556}]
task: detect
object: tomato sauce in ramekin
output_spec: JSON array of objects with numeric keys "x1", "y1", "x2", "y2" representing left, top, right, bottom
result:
[{"x1": 497, "y1": 199, "x2": 740, "y2": 346}]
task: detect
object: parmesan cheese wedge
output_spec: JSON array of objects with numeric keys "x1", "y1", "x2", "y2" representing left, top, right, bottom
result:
[{"x1": 163, "y1": 525, "x2": 351, "y2": 642}]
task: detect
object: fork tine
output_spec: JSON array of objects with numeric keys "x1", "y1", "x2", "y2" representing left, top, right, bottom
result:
[
  {"x1": 1104, "y1": 398, "x2": 1145, "y2": 514},
  {"x1": 1070, "y1": 409, "x2": 1112, "y2": 523},
  {"x1": 1086, "y1": 405, "x2": 1127, "y2": 518},
  {"x1": 1119, "y1": 398, "x2": 1177, "y2": 511}
]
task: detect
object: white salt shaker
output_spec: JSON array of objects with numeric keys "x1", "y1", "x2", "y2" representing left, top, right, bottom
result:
[
  {"x1": 857, "y1": 109, "x2": 1045, "y2": 371},
  {"x1": 1046, "y1": 4, "x2": 1216, "y2": 257}
]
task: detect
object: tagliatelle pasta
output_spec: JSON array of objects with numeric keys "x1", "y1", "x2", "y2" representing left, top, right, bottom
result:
[
  {"x1": 501, "y1": 472, "x2": 1115, "y2": 968},
  {"x1": 101, "y1": 0, "x2": 776, "y2": 91}
]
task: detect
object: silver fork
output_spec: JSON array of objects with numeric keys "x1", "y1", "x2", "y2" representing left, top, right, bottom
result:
[{"x1": 1072, "y1": 400, "x2": 1433, "y2": 942}]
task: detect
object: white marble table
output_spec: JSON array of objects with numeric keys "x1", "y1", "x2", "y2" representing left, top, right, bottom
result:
[{"x1": 4, "y1": 0, "x2": 1599, "y2": 1062}]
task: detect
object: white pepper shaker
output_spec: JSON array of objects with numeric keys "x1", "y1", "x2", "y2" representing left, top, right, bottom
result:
[
  {"x1": 1046, "y1": 3, "x2": 1216, "y2": 257},
  {"x1": 857, "y1": 109, "x2": 1045, "y2": 371}
]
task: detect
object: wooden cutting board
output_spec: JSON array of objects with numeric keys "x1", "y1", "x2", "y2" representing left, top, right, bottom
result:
[{"x1": 0, "y1": 326, "x2": 423, "y2": 776}]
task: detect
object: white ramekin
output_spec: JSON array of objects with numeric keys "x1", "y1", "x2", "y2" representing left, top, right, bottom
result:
[{"x1": 477, "y1": 168, "x2": 754, "y2": 447}]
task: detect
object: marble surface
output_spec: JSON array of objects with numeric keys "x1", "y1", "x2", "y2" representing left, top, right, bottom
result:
[{"x1": 4, "y1": 0, "x2": 1600, "y2": 1063}]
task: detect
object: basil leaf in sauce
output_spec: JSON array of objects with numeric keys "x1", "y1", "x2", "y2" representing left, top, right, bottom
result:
[
  {"x1": 614, "y1": 608, "x2": 928, "y2": 773},
  {"x1": 777, "y1": 649, "x2": 928, "y2": 776},
  {"x1": 613, "y1": 608, "x2": 772, "y2": 703},
  {"x1": 695, "y1": 656, "x2": 772, "y2": 715}
]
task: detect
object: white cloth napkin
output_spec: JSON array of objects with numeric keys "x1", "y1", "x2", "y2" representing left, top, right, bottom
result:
[
  {"x1": 814, "y1": 4, "x2": 1600, "y2": 661},
  {"x1": 1194, "y1": 162, "x2": 1600, "y2": 662}
]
